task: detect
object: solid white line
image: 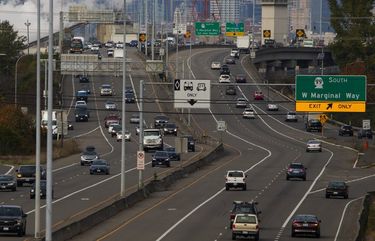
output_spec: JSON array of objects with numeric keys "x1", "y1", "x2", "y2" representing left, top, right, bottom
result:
[
  {"x1": 4, "y1": 164, "x2": 14, "y2": 175},
  {"x1": 334, "y1": 196, "x2": 364, "y2": 241}
]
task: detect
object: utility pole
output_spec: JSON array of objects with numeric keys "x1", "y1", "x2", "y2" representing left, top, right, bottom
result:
[
  {"x1": 151, "y1": 0, "x2": 155, "y2": 60},
  {"x1": 138, "y1": 80, "x2": 144, "y2": 189},
  {"x1": 320, "y1": 0, "x2": 324, "y2": 75},
  {"x1": 145, "y1": 0, "x2": 148, "y2": 57},
  {"x1": 25, "y1": 20, "x2": 31, "y2": 55}
]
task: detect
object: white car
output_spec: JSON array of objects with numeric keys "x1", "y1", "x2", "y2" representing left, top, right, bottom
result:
[
  {"x1": 116, "y1": 130, "x2": 131, "y2": 142},
  {"x1": 91, "y1": 44, "x2": 100, "y2": 52},
  {"x1": 243, "y1": 108, "x2": 255, "y2": 119},
  {"x1": 211, "y1": 62, "x2": 221, "y2": 70},
  {"x1": 230, "y1": 49, "x2": 239, "y2": 57},
  {"x1": 116, "y1": 42, "x2": 124, "y2": 48},
  {"x1": 130, "y1": 114, "x2": 140, "y2": 124},
  {"x1": 107, "y1": 49, "x2": 114, "y2": 57},
  {"x1": 236, "y1": 98, "x2": 248, "y2": 108},
  {"x1": 225, "y1": 170, "x2": 247, "y2": 190},
  {"x1": 100, "y1": 84, "x2": 113, "y2": 96},
  {"x1": 285, "y1": 111, "x2": 298, "y2": 122},
  {"x1": 108, "y1": 123, "x2": 121, "y2": 134},
  {"x1": 105, "y1": 100, "x2": 117, "y2": 110},
  {"x1": 75, "y1": 100, "x2": 87, "y2": 108},
  {"x1": 267, "y1": 103, "x2": 279, "y2": 111},
  {"x1": 219, "y1": 74, "x2": 231, "y2": 83},
  {"x1": 306, "y1": 139, "x2": 322, "y2": 152}
]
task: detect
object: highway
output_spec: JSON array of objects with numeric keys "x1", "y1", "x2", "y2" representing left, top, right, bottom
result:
[
  {"x1": 0, "y1": 47, "x2": 211, "y2": 240},
  {"x1": 67, "y1": 48, "x2": 375, "y2": 241}
]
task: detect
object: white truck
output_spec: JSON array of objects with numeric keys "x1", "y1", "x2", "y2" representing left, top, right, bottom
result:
[
  {"x1": 143, "y1": 129, "x2": 163, "y2": 152},
  {"x1": 236, "y1": 36, "x2": 250, "y2": 54},
  {"x1": 114, "y1": 48, "x2": 123, "y2": 58},
  {"x1": 41, "y1": 110, "x2": 68, "y2": 138}
]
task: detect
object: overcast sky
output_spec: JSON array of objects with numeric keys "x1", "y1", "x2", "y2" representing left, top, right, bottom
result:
[{"x1": 0, "y1": 0, "x2": 127, "y2": 41}]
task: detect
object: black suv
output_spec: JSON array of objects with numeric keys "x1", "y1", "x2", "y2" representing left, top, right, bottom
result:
[
  {"x1": 286, "y1": 163, "x2": 307, "y2": 181},
  {"x1": 16, "y1": 165, "x2": 46, "y2": 187},
  {"x1": 306, "y1": 119, "x2": 322, "y2": 132},
  {"x1": 220, "y1": 65, "x2": 230, "y2": 75},
  {"x1": 75, "y1": 107, "x2": 89, "y2": 122},
  {"x1": 229, "y1": 201, "x2": 261, "y2": 227},
  {"x1": 338, "y1": 125, "x2": 353, "y2": 136},
  {"x1": 0, "y1": 205, "x2": 27, "y2": 236},
  {"x1": 182, "y1": 135, "x2": 195, "y2": 152}
]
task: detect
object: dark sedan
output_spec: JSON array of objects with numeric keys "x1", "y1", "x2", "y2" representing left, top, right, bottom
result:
[
  {"x1": 225, "y1": 85, "x2": 236, "y2": 95},
  {"x1": 89, "y1": 159, "x2": 110, "y2": 175},
  {"x1": 286, "y1": 163, "x2": 306, "y2": 181},
  {"x1": 235, "y1": 74, "x2": 247, "y2": 83},
  {"x1": 30, "y1": 180, "x2": 53, "y2": 199},
  {"x1": 181, "y1": 135, "x2": 195, "y2": 152},
  {"x1": 125, "y1": 92, "x2": 135, "y2": 103},
  {"x1": 152, "y1": 151, "x2": 171, "y2": 167},
  {"x1": 0, "y1": 175, "x2": 17, "y2": 191},
  {"x1": 163, "y1": 123, "x2": 178, "y2": 136},
  {"x1": 79, "y1": 76, "x2": 89, "y2": 83},
  {"x1": 154, "y1": 115, "x2": 169, "y2": 128},
  {"x1": 358, "y1": 128, "x2": 373, "y2": 139},
  {"x1": 225, "y1": 58, "x2": 236, "y2": 64},
  {"x1": 338, "y1": 125, "x2": 353, "y2": 136},
  {"x1": 325, "y1": 181, "x2": 348, "y2": 199},
  {"x1": 165, "y1": 147, "x2": 180, "y2": 161},
  {"x1": 291, "y1": 214, "x2": 321, "y2": 238}
]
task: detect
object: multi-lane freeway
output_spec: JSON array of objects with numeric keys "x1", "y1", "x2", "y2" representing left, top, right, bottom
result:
[{"x1": 1, "y1": 47, "x2": 374, "y2": 241}]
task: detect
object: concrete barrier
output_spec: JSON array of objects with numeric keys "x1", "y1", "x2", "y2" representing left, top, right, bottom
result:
[
  {"x1": 356, "y1": 192, "x2": 372, "y2": 241},
  {"x1": 45, "y1": 143, "x2": 224, "y2": 241}
]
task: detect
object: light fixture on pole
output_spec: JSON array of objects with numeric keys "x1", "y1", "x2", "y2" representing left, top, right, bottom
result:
[
  {"x1": 24, "y1": 20, "x2": 31, "y2": 55},
  {"x1": 121, "y1": 0, "x2": 127, "y2": 197}
]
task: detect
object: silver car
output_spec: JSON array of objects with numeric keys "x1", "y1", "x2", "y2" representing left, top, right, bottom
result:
[
  {"x1": 306, "y1": 140, "x2": 322, "y2": 152},
  {"x1": 105, "y1": 100, "x2": 117, "y2": 110}
]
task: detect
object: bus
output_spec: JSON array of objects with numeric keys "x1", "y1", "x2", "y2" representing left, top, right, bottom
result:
[{"x1": 70, "y1": 37, "x2": 84, "y2": 53}]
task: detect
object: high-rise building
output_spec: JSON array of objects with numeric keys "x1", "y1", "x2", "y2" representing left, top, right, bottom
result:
[
  {"x1": 310, "y1": 0, "x2": 331, "y2": 34},
  {"x1": 288, "y1": 0, "x2": 311, "y2": 33},
  {"x1": 239, "y1": 0, "x2": 262, "y2": 23},
  {"x1": 210, "y1": 0, "x2": 240, "y2": 23}
]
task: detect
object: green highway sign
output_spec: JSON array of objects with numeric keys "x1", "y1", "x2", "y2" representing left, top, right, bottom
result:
[
  {"x1": 195, "y1": 22, "x2": 220, "y2": 36},
  {"x1": 225, "y1": 22, "x2": 244, "y2": 36},
  {"x1": 295, "y1": 75, "x2": 367, "y2": 101}
]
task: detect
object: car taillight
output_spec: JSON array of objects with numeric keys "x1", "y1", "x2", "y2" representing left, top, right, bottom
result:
[
  {"x1": 255, "y1": 225, "x2": 259, "y2": 230},
  {"x1": 230, "y1": 214, "x2": 235, "y2": 219},
  {"x1": 292, "y1": 221, "x2": 302, "y2": 227},
  {"x1": 288, "y1": 168, "x2": 293, "y2": 172},
  {"x1": 311, "y1": 223, "x2": 318, "y2": 227},
  {"x1": 232, "y1": 224, "x2": 235, "y2": 229}
]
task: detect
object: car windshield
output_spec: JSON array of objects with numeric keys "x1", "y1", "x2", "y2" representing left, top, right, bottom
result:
[
  {"x1": 154, "y1": 151, "x2": 168, "y2": 157},
  {"x1": 106, "y1": 101, "x2": 115, "y2": 104},
  {"x1": 92, "y1": 160, "x2": 107, "y2": 165},
  {"x1": 236, "y1": 215, "x2": 256, "y2": 224},
  {"x1": 165, "y1": 123, "x2": 176, "y2": 128},
  {"x1": 328, "y1": 181, "x2": 346, "y2": 188},
  {"x1": 165, "y1": 147, "x2": 175, "y2": 152},
  {"x1": 289, "y1": 164, "x2": 303, "y2": 169},
  {"x1": 0, "y1": 176, "x2": 14, "y2": 181},
  {"x1": 294, "y1": 215, "x2": 318, "y2": 222},
  {"x1": 288, "y1": 112, "x2": 296, "y2": 115},
  {"x1": 342, "y1": 126, "x2": 352, "y2": 130},
  {"x1": 83, "y1": 151, "x2": 97, "y2": 156},
  {"x1": 228, "y1": 171, "x2": 244, "y2": 177},
  {"x1": 101, "y1": 85, "x2": 111, "y2": 89},
  {"x1": 144, "y1": 131, "x2": 160, "y2": 136},
  {"x1": 308, "y1": 140, "x2": 320, "y2": 144},
  {"x1": 0, "y1": 207, "x2": 22, "y2": 217},
  {"x1": 155, "y1": 116, "x2": 168, "y2": 121},
  {"x1": 19, "y1": 166, "x2": 36, "y2": 172},
  {"x1": 131, "y1": 114, "x2": 139, "y2": 118}
]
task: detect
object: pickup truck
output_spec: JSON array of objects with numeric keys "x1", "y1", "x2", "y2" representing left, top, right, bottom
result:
[{"x1": 232, "y1": 213, "x2": 260, "y2": 240}]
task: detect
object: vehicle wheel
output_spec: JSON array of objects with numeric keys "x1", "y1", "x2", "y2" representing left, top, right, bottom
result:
[
  {"x1": 106, "y1": 171, "x2": 110, "y2": 175},
  {"x1": 192, "y1": 147, "x2": 195, "y2": 152},
  {"x1": 344, "y1": 194, "x2": 348, "y2": 199},
  {"x1": 225, "y1": 185, "x2": 229, "y2": 191},
  {"x1": 166, "y1": 163, "x2": 171, "y2": 168},
  {"x1": 152, "y1": 163, "x2": 155, "y2": 167},
  {"x1": 30, "y1": 195, "x2": 34, "y2": 199},
  {"x1": 17, "y1": 181, "x2": 22, "y2": 187},
  {"x1": 306, "y1": 149, "x2": 309, "y2": 152},
  {"x1": 286, "y1": 176, "x2": 289, "y2": 181},
  {"x1": 319, "y1": 149, "x2": 322, "y2": 152},
  {"x1": 316, "y1": 232, "x2": 320, "y2": 238},
  {"x1": 80, "y1": 162, "x2": 84, "y2": 166},
  {"x1": 12, "y1": 187, "x2": 16, "y2": 192},
  {"x1": 255, "y1": 233, "x2": 259, "y2": 241},
  {"x1": 18, "y1": 230, "x2": 24, "y2": 237},
  {"x1": 291, "y1": 230, "x2": 296, "y2": 237},
  {"x1": 243, "y1": 185, "x2": 247, "y2": 191},
  {"x1": 232, "y1": 233, "x2": 236, "y2": 240},
  {"x1": 325, "y1": 194, "x2": 330, "y2": 198},
  {"x1": 303, "y1": 177, "x2": 306, "y2": 181}
]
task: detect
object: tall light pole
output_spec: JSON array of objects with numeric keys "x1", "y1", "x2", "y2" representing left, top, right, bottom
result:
[
  {"x1": 25, "y1": 20, "x2": 31, "y2": 55},
  {"x1": 34, "y1": 0, "x2": 41, "y2": 238},
  {"x1": 121, "y1": 0, "x2": 127, "y2": 197},
  {"x1": 320, "y1": 0, "x2": 324, "y2": 75},
  {"x1": 151, "y1": 0, "x2": 156, "y2": 60},
  {"x1": 14, "y1": 55, "x2": 28, "y2": 107}
]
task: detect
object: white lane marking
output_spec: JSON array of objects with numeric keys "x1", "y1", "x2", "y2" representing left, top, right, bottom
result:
[
  {"x1": 334, "y1": 196, "x2": 364, "y2": 241},
  {"x1": 4, "y1": 164, "x2": 14, "y2": 175},
  {"x1": 26, "y1": 160, "x2": 153, "y2": 215}
]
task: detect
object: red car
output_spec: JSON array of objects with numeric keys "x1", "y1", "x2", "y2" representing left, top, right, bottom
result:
[
  {"x1": 291, "y1": 214, "x2": 321, "y2": 238},
  {"x1": 104, "y1": 114, "x2": 121, "y2": 128},
  {"x1": 254, "y1": 91, "x2": 264, "y2": 100}
]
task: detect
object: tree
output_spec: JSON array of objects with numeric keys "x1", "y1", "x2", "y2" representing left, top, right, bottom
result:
[
  {"x1": 0, "y1": 20, "x2": 26, "y2": 76},
  {"x1": 328, "y1": 0, "x2": 375, "y2": 72}
]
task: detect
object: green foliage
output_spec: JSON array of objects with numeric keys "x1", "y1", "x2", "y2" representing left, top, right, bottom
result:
[
  {"x1": 0, "y1": 104, "x2": 35, "y2": 155},
  {"x1": 0, "y1": 20, "x2": 27, "y2": 75},
  {"x1": 328, "y1": 0, "x2": 375, "y2": 72}
]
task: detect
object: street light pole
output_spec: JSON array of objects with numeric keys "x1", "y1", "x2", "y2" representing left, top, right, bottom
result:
[
  {"x1": 320, "y1": 0, "x2": 324, "y2": 75},
  {"x1": 14, "y1": 55, "x2": 27, "y2": 107},
  {"x1": 25, "y1": 20, "x2": 31, "y2": 55}
]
